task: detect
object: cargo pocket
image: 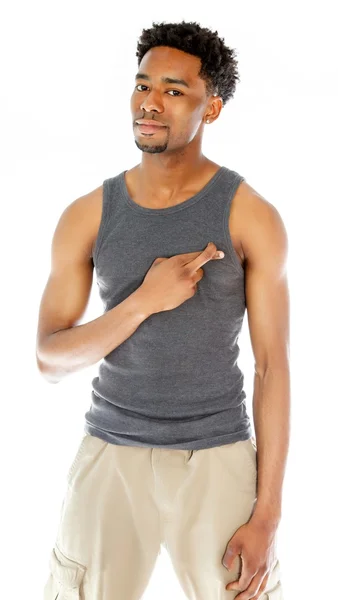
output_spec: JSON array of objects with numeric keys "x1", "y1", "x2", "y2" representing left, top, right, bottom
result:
[{"x1": 43, "y1": 544, "x2": 86, "y2": 600}]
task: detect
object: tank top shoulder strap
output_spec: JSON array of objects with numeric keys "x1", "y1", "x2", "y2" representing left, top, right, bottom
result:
[
  {"x1": 220, "y1": 166, "x2": 246, "y2": 275},
  {"x1": 92, "y1": 174, "x2": 120, "y2": 265}
]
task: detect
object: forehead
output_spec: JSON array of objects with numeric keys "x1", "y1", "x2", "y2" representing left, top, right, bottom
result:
[{"x1": 138, "y1": 46, "x2": 202, "y2": 85}]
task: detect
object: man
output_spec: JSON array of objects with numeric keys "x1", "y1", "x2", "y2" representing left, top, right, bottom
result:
[{"x1": 38, "y1": 20, "x2": 289, "y2": 600}]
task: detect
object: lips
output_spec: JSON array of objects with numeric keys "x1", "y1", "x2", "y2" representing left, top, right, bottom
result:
[
  {"x1": 135, "y1": 119, "x2": 166, "y2": 127},
  {"x1": 137, "y1": 123, "x2": 166, "y2": 134}
]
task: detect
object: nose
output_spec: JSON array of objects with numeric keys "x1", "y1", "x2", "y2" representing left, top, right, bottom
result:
[{"x1": 139, "y1": 88, "x2": 164, "y2": 114}]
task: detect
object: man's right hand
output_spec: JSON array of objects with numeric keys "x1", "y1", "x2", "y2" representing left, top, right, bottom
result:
[{"x1": 138, "y1": 242, "x2": 224, "y2": 314}]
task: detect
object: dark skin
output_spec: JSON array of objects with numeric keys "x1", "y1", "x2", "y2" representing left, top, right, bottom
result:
[
  {"x1": 128, "y1": 45, "x2": 223, "y2": 207},
  {"x1": 36, "y1": 45, "x2": 290, "y2": 599},
  {"x1": 129, "y1": 46, "x2": 290, "y2": 599}
]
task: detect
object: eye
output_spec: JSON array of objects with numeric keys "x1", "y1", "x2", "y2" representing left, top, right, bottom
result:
[{"x1": 135, "y1": 84, "x2": 183, "y2": 96}]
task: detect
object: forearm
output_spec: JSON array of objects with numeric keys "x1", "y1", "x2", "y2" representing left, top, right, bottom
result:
[
  {"x1": 250, "y1": 365, "x2": 291, "y2": 528},
  {"x1": 37, "y1": 288, "x2": 151, "y2": 383}
]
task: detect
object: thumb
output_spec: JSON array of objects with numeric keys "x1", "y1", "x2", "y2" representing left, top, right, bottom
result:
[{"x1": 222, "y1": 543, "x2": 240, "y2": 570}]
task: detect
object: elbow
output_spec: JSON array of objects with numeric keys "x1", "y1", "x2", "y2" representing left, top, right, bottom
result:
[
  {"x1": 254, "y1": 359, "x2": 290, "y2": 379},
  {"x1": 36, "y1": 353, "x2": 61, "y2": 384},
  {"x1": 42, "y1": 372, "x2": 61, "y2": 384}
]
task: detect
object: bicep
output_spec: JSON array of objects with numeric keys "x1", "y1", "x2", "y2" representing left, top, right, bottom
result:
[
  {"x1": 243, "y1": 194, "x2": 290, "y2": 375},
  {"x1": 36, "y1": 198, "x2": 94, "y2": 356}
]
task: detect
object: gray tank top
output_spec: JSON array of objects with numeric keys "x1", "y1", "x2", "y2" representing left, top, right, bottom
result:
[{"x1": 84, "y1": 165, "x2": 253, "y2": 449}]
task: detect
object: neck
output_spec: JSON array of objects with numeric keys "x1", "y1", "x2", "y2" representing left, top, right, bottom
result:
[{"x1": 138, "y1": 154, "x2": 211, "y2": 197}]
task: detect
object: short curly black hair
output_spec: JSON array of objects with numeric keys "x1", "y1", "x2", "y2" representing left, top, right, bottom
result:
[{"x1": 136, "y1": 21, "x2": 241, "y2": 108}]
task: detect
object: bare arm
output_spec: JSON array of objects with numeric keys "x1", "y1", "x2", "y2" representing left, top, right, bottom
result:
[
  {"x1": 35, "y1": 190, "x2": 151, "y2": 384},
  {"x1": 240, "y1": 184, "x2": 291, "y2": 528}
]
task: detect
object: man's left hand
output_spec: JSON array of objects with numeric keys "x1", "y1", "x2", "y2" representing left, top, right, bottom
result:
[{"x1": 222, "y1": 519, "x2": 278, "y2": 599}]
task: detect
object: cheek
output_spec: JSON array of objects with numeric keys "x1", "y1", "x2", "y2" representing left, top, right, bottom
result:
[
  {"x1": 184, "y1": 115, "x2": 203, "y2": 140},
  {"x1": 130, "y1": 92, "x2": 142, "y2": 110},
  {"x1": 183, "y1": 102, "x2": 204, "y2": 126}
]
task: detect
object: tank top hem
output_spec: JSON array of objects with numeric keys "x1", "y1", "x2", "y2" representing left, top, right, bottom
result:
[{"x1": 83, "y1": 422, "x2": 253, "y2": 450}]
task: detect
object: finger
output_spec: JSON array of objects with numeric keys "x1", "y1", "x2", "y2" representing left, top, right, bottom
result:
[
  {"x1": 187, "y1": 242, "x2": 220, "y2": 272},
  {"x1": 226, "y1": 557, "x2": 257, "y2": 594},
  {"x1": 228, "y1": 570, "x2": 266, "y2": 600},
  {"x1": 251, "y1": 571, "x2": 270, "y2": 600}
]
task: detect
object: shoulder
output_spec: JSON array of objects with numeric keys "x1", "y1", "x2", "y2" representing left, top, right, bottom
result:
[
  {"x1": 56, "y1": 184, "x2": 104, "y2": 261},
  {"x1": 232, "y1": 180, "x2": 288, "y2": 271}
]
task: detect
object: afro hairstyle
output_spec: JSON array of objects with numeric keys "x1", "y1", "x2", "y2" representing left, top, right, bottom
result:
[{"x1": 136, "y1": 20, "x2": 241, "y2": 107}]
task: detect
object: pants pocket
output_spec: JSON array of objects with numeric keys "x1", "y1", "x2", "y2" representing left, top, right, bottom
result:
[
  {"x1": 43, "y1": 544, "x2": 86, "y2": 600},
  {"x1": 242, "y1": 437, "x2": 257, "y2": 476},
  {"x1": 261, "y1": 560, "x2": 284, "y2": 599},
  {"x1": 66, "y1": 433, "x2": 90, "y2": 485},
  {"x1": 262, "y1": 579, "x2": 283, "y2": 598}
]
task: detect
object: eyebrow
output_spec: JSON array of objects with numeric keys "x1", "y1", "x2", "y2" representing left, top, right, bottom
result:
[{"x1": 135, "y1": 72, "x2": 190, "y2": 88}]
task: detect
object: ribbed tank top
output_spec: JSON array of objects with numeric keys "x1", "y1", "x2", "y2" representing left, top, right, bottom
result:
[{"x1": 83, "y1": 165, "x2": 253, "y2": 449}]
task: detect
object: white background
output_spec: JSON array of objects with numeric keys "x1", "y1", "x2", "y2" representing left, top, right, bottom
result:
[{"x1": 1, "y1": 1, "x2": 337, "y2": 598}]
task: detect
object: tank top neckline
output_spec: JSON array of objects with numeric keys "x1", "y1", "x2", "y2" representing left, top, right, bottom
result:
[{"x1": 118, "y1": 165, "x2": 226, "y2": 215}]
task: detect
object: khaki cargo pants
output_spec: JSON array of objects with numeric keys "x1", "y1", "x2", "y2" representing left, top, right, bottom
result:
[{"x1": 43, "y1": 432, "x2": 283, "y2": 599}]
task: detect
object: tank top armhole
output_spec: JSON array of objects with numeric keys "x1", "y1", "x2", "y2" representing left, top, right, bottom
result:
[
  {"x1": 92, "y1": 178, "x2": 112, "y2": 265},
  {"x1": 223, "y1": 173, "x2": 246, "y2": 275}
]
